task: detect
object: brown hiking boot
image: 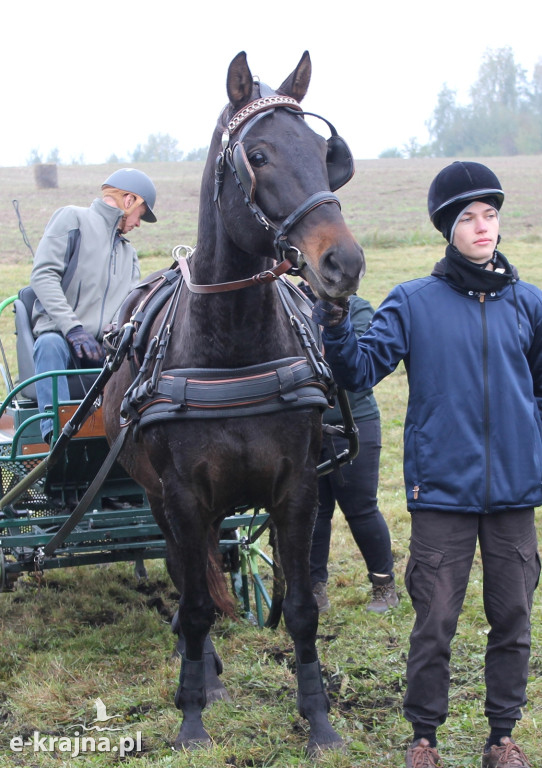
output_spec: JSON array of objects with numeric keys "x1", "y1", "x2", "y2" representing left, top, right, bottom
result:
[
  {"x1": 367, "y1": 574, "x2": 399, "y2": 613},
  {"x1": 406, "y1": 738, "x2": 444, "y2": 767},
  {"x1": 482, "y1": 737, "x2": 531, "y2": 767},
  {"x1": 312, "y1": 581, "x2": 330, "y2": 613}
]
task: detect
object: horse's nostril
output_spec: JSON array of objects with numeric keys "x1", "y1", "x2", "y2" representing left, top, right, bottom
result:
[
  {"x1": 322, "y1": 251, "x2": 342, "y2": 280},
  {"x1": 321, "y1": 244, "x2": 365, "y2": 290}
]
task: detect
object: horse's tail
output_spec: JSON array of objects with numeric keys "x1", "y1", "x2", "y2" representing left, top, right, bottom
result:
[{"x1": 207, "y1": 525, "x2": 237, "y2": 620}]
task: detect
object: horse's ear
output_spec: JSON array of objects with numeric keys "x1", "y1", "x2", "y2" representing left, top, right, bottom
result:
[
  {"x1": 277, "y1": 51, "x2": 311, "y2": 103},
  {"x1": 226, "y1": 51, "x2": 254, "y2": 110}
]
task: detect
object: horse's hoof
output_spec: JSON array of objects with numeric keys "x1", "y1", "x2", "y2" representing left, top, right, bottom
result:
[
  {"x1": 206, "y1": 684, "x2": 232, "y2": 706},
  {"x1": 306, "y1": 740, "x2": 345, "y2": 758},
  {"x1": 306, "y1": 731, "x2": 345, "y2": 758},
  {"x1": 174, "y1": 726, "x2": 212, "y2": 751},
  {"x1": 173, "y1": 737, "x2": 212, "y2": 752}
]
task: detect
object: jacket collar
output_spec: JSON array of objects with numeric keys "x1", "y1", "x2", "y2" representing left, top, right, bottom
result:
[
  {"x1": 91, "y1": 198, "x2": 128, "y2": 239},
  {"x1": 432, "y1": 245, "x2": 517, "y2": 293}
]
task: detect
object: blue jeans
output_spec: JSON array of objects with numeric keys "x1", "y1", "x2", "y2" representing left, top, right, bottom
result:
[
  {"x1": 309, "y1": 417, "x2": 394, "y2": 584},
  {"x1": 33, "y1": 332, "x2": 73, "y2": 440}
]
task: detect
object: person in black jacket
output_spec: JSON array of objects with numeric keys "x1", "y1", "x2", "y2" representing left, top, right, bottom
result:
[
  {"x1": 299, "y1": 283, "x2": 398, "y2": 614},
  {"x1": 311, "y1": 162, "x2": 541, "y2": 768}
]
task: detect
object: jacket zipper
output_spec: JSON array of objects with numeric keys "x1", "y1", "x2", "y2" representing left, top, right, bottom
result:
[
  {"x1": 411, "y1": 291, "x2": 491, "y2": 507},
  {"x1": 98, "y1": 234, "x2": 117, "y2": 336},
  {"x1": 480, "y1": 292, "x2": 490, "y2": 512}
]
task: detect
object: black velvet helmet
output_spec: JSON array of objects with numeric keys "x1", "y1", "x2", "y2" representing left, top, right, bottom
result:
[{"x1": 428, "y1": 161, "x2": 504, "y2": 242}]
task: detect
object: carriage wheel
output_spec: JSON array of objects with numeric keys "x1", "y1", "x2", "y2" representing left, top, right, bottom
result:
[{"x1": 228, "y1": 521, "x2": 285, "y2": 629}]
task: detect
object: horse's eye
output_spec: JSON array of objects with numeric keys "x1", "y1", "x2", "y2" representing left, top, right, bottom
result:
[{"x1": 248, "y1": 152, "x2": 267, "y2": 168}]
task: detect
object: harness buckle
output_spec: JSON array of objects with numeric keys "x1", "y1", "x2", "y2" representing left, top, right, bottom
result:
[
  {"x1": 255, "y1": 269, "x2": 279, "y2": 284},
  {"x1": 255, "y1": 212, "x2": 271, "y2": 230}
]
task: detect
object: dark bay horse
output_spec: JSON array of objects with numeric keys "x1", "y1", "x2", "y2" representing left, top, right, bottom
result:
[{"x1": 103, "y1": 51, "x2": 364, "y2": 755}]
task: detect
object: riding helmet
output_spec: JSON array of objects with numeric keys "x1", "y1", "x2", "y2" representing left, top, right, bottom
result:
[
  {"x1": 102, "y1": 168, "x2": 157, "y2": 223},
  {"x1": 428, "y1": 161, "x2": 504, "y2": 242}
]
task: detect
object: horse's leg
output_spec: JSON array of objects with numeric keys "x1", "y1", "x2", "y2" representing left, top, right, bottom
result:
[
  {"x1": 160, "y1": 491, "x2": 218, "y2": 750},
  {"x1": 149, "y1": 493, "x2": 230, "y2": 707},
  {"x1": 173, "y1": 531, "x2": 215, "y2": 749},
  {"x1": 171, "y1": 610, "x2": 231, "y2": 704},
  {"x1": 274, "y1": 489, "x2": 344, "y2": 755}
]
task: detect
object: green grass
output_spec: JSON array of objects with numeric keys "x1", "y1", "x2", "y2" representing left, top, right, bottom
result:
[{"x1": 0, "y1": 158, "x2": 541, "y2": 766}]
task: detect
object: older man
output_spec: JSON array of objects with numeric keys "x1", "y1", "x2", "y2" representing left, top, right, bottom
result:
[{"x1": 30, "y1": 168, "x2": 157, "y2": 442}]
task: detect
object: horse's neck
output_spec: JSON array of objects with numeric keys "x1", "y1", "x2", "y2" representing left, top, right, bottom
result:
[
  {"x1": 191, "y1": 243, "x2": 269, "y2": 287},
  {"x1": 178, "y1": 186, "x2": 300, "y2": 366},
  {"x1": 176, "y1": 258, "x2": 300, "y2": 368}
]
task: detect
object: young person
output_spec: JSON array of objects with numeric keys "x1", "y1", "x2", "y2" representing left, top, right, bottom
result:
[{"x1": 312, "y1": 161, "x2": 541, "y2": 768}]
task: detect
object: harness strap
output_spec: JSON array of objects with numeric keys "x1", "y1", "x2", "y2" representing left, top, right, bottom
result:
[
  {"x1": 131, "y1": 267, "x2": 181, "y2": 324},
  {"x1": 132, "y1": 279, "x2": 179, "y2": 362},
  {"x1": 122, "y1": 357, "x2": 329, "y2": 425},
  {"x1": 121, "y1": 267, "x2": 184, "y2": 408},
  {"x1": 276, "y1": 278, "x2": 335, "y2": 390},
  {"x1": 37, "y1": 427, "x2": 130, "y2": 561},
  {"x1": 274, "y1": 192, "x2": 341, "y2": 255},
  {"x1": 178, "y1": 255, "x2": 293, "y2": 294}
]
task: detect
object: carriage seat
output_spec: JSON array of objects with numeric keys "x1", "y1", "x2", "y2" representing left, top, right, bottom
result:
[{"x1": 14, "y1": 286, "x2": 98, "y2": 403}]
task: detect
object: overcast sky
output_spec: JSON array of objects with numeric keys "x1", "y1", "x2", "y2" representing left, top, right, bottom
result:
[{"x1": 2, "y1": 1, "x2": 540, "y2": 166}]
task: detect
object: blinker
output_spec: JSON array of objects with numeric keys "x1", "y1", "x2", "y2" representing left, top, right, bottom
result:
[
  {"x1": 326, "y1": 133, "x2": 355, "y2": 192},
  {"x1": 232, "y1": 141, "x2": 257, "y2": 202},
  {"x1": 230, "y1": 109, "x2": 272, "y2": 204},
  {"x1": 226, "y1": 106, "x2": 354, "y2": 201},
  {"x1": 293, "y1": 108, "x2": 354, "y2": 192}
]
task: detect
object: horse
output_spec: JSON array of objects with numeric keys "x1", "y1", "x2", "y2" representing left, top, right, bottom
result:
[{"x1": 103, "y1": 50, "x2": 364, "y2": 755}]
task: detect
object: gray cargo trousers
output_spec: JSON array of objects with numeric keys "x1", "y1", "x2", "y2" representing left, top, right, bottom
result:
[{"x1": 403, "y1": 508, "x2": 540, "y2": 731}]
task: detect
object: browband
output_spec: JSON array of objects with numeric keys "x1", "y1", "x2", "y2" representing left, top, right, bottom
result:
[{"x1": 226, "y1": 95, "x2": 303, "y2": 135}]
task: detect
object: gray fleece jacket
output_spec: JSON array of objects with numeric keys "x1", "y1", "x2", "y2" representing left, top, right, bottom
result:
[{"x1": 30, "y1": 198, "x2": 141, "y2": 340}]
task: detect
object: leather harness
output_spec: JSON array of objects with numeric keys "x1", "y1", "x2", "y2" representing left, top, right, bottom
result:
[{"x1": 110, "y1": 257, "x2": 335, "y2": 436}]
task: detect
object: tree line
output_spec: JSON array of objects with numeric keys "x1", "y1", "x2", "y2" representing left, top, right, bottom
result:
[
  {"x1": 380, "y1": 46, "x2": 542, "y2": 158},
  {"x1": 27, "y1": 134, "x2": 208, "y2": 166},
  {"x1": 28, "y1": 47, "x2": 542, "y2": 164}
]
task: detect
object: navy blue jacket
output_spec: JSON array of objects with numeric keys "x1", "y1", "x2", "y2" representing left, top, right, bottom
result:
[{"x1": 322, "y1": 260, "x2": 542, "y2": 514}]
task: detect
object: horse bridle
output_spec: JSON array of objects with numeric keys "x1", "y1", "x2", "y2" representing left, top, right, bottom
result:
[{"x1": 213, "y1": 87, "x2": 355, "y2": 273}]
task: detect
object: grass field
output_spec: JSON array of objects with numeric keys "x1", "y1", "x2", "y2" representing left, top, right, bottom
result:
[{"x1": 0, "y1": 158, "x2": 541, "y2": 767}]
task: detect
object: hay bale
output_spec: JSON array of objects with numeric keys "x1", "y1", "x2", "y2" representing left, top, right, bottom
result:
[{"x1": 34, "y1": 164, "x2": 58, "y2": 189}]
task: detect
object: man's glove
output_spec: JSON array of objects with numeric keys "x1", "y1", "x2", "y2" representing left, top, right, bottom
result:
[
  {"x1": 311, "y1": 298, "x2": 350, "y2": 328},
  {"x1": 65, "y1": 326, "x2": 104, "y2": 361}
]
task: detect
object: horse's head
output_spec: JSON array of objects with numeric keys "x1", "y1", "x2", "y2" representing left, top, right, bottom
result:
[{"x1": 208, "y1": 51, "x2": 365, "y2": 300}]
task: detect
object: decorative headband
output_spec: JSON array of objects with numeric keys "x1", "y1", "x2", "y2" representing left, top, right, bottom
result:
[{"x1": 227, "y1": 95, "x2": 302, "y2": 134}]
